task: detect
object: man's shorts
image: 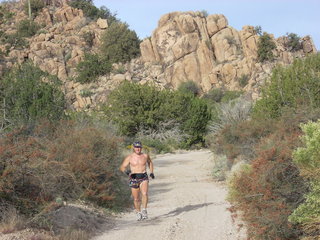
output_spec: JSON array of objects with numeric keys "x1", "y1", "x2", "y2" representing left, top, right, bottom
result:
[{"x1": 129, "y1": 172, "x2": 149, "y2": 189}]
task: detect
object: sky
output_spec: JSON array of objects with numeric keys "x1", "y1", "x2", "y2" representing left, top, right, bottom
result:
[{"x1": 93, "y1": 0, "x2": 320, "y2": 51}]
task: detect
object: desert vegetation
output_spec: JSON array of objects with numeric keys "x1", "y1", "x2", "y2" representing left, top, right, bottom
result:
[{"x1": 207, "y1": 53, "x2": 320, "y2": 239}]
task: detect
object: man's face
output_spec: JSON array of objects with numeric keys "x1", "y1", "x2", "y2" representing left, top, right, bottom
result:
[{"x1": 133, "y1": 146, "x2": 142, "y2": 154}]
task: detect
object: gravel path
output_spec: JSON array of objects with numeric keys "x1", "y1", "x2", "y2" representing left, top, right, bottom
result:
[{"x1": 93, "y1": 150, "x2": 246, "y2": 240}]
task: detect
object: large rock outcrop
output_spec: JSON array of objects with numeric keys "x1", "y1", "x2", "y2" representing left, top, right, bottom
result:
[
  {"x1": 0, "y1": 5, "x2": 317, "y2": 110},
  {"x1": 138, "y1": 11, "x2": 317, "y2": 98}
]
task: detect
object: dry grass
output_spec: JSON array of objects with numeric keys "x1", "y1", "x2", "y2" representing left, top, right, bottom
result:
[
  {"x1": 0, "y1": 207, "x2": 25, "y2": 234},
  {"x1": 58, "y1": 228, "x2": 90, "y2": 240}
]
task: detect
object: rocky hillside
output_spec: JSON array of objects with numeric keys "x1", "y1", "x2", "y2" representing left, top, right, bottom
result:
[{"x1": 0, "y1": 2, "x2": 317, "y2": 110}]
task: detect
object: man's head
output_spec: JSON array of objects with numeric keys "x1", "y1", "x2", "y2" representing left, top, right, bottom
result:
[
  {"x1": 133, "y1": 141, "x2": 142, "y2": 148},
  {"x1": 132, "y1": 141, "x2": 142, "y2": 154}
]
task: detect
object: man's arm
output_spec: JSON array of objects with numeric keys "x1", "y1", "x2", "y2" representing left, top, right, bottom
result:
[
  {"x1": 147, "y1": 155, "x2": 154, "y2": 178},
  {"x1": 119, "y1": 155, "x2": 130, "y2": 174}
]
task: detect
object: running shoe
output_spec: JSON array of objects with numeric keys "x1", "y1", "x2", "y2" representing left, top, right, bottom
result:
[
  {"x1": 141, "y1": 209, "x2": 148, "y2": 220},
  {"x1": 136, "y1": 212, "x2": 143, "y2": 221}
]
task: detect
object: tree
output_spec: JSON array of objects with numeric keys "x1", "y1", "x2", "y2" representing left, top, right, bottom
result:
[
  {"x1": 0, "y1": 61, "x2": 66, "y2": 129},
  {"x1": 103, "y1": 81, "x2": 211, "y2": 146},
  {"x1": 257, "y1": 32, "x2": 276, "y2": 62},
  {"x1": 100, "y1": 22, "x2": 141, "y2": 64},
  {"x1": 289, "y1": 120, "x2": 320, "y2": 239},
  {"x1": 253, "y1": 53, "x2": 320, "y2": 119}
]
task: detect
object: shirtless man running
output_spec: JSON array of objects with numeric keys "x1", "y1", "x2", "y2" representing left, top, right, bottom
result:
[{"x1": 119, "y1": 141, "x2": 155, "y2": 221}]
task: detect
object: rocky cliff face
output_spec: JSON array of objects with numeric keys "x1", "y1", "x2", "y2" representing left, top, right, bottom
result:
[
  {"x1": 138, "y1": 11, "x2": 317, "y2": 99},
  {"x1": 0, "y1": 5, "x2": 317, "y2": 110}
]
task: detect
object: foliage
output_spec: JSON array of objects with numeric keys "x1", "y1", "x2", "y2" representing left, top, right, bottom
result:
[
  {"x1": 75, "y1": 53, "x2": 112, "y2": 83},
  {"x1": 177, "y1": 81, "x2": 200, "y2": 96},
  {"x1": 103, "y1": 81, "x2": 211, "y2": 147},
  {"x1": 100, "y1": 22, "x2": 141, "y2": 64},
  {"x1": 17, "y1": 19, "x2": 41, "y2": 37},
  {"x1": 257, "y1": 32, "x2": 276, "y2": 62},
  {"x1": 289, "y1": 120, "x2": 320, "y2": 239},
  {"x1": 238, "y1": 74, "x2": 249, "y2": 87},
  {"x1": 23, "y1": 0, "x2": 45, "y2": 18},
  {"x1": 200, "y1": 10, "x2": 209, "y2": 17},
  {"x1": 203, "y1": 88, "x2": 224, "y2": 103},
  {"x1": 203, "y1": 88, "x2": 242, "y2": 105},
  {"x1": 227, "y1": 117, "x2": 307, "y2": 239},
  {"x1": 0, "y1": 4, "x2": 14, "y2": 24},
  {"x1": 220, "y1": 90, "x2": 243, "y2": 103},
  {"x1": 69, "y1": 0, "x2": 118, "y2": 23},
  {"x1": 253, "y1": 53, "x2": 320, "y2": 119},
  {"x1": 136, "y1": 120, "x2": 186, "y2": 153},
  {"x1": 0, "y1": 119, "x2": 130, "y2": 217},
  {"x1": 81, "y1": 31, "x2": 95, "y2": 48},
  {"x1": 0, "y1": 61, "x2": 66, "y2": 130},
  {"x1": 208, "y1": 97, "x2": 252, "y2": 137},
  {"x1": 0, "y1": 32, "x2": 28, "y2": 50},
  {"x1": 286, "y1": 33, "x2": 302, "y2": 52},
  {"x1": 254, "y1": 25, "x2": 262, "y2": 36}
]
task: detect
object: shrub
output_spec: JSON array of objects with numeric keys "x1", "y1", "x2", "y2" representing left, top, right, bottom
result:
[
  {"x1": 286, "y1": 33, "x2": 302, "y2": 52},
  {"x1": 24, "y1": 0, "x2": 45, "y2": 18},
  {"x1": 238, "y1": 74, "x2": 249, "y2": 87},
  {"x1": 100, "y1": 22, "x2": 141, "y2": 64},
  {"x1": 0, "y1": 119, "x2": 130, "y2": 217},
  {"x1": 257, "y1": 32, "x2": 276, "y2": 62},
  {"x1": 228, "y1": 118, "x2": 307, "y2": 239},
  {"x1": 0, "y1": 32, "x2": 28, "y2": 50},
  {"x1": 253, "y1": 53, "x2": 320, "y2": 119},
  {"x1": 82, "y1": 31, "x2": 95, "y2": 47},
  {"x1": 220, "y1": 90, "x2": 243, "y2": 103},
  {"x1": 0, "y1": 4, "x2": 14, "y2": 23},
  {"x1": 203, "y1": 88, "x2": 224, "y2": 103},
  {"x1": 177, "y1": 81, "x2": 200, "y2": 96},
  {"x1": 289, "y1": 120, "x2": 320, "y2": 239},
  {"x1": 75, "y1": 53, "x2": 112, "y2": 83},
  {"x1": 208, "y1": 97, "x2": 252, "y2": 137},
  {"x1": 254, "y1": 25, "x2": 262, "y2": 36},
  {"x1": 17, "y1": 19, "x2": 41, "y2": 37},
  {"x1": 0, "y1": 61, "x2": 66, "y2": 130},
  {"x1": 103, "y1": 81, "x2": 211, "y2": 147},
  {"x1": 69, "y1": 1, "x2": 118, "y2": 23}
]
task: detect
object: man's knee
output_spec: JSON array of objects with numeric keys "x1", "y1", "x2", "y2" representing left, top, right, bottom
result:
[
  {"x1": 141, "y1": 192, "x2": 148, "y2": 198},
  {"x1": 133, "y1": 197, "x2": 140, "y2": 202}
]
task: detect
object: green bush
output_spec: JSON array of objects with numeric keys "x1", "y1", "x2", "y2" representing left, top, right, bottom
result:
[
  {"x1": 177, "y1": 81, "x2": 200, "y2": 96},
  {"x1": 69, "y1": 0, "x2": 118, "y2": 23},
  {"x1": 238, "y1": 74, "x2": 249, "y2": 87},
  {"x1": 221, "y1": 90, "x2": 242, "y2": 103},
  {"x1": 203, "y1": 88, "x2": 224, "y2": 103},
  {"x1": 100, "y1": 22, "x2": 141, "y2": 64},
  {"x1": 203, "y1": 89, "x2": 242, "y2": 105},
  {"x1": 286, "y1": 33, "x2": 302, "y2": 52},
  {"x1": 82, "y1": 31, "x2": 95, "y2": 47},
  {"x1": 17, "y1": 19, "x2": 41, "y2": 37},
  {"x1": 0, "y1": 61, "x2": 66, "y2": 129},
  {"x1": 0, "y1": 4, "x2": 14, "y2": 23},
  {"x1": 289, "y1": 120, "x2": 320, "y2": 239},
  {"x1": 257, "y1": 32, "x2": 276, "y2": 62},
  {"x1": 24, "y1": 0, "x2": 45, "y2": 18},
  {"x1": 75, "y1": 53, "x2": 112, "y2": 83},
  {"x1": 103, "y1": 81, "x2": 211, "y2": 147},
  {"x1": 0, "y1": 33, "x2": 28, "y2": 50},
  {"x1": 253, "y1": 53, "x2": 320, "y2": 118}
]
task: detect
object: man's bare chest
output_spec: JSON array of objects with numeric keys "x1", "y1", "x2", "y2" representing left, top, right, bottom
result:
[{"x1": 129, "y1": 155, "x2": 147, "y2": 166}]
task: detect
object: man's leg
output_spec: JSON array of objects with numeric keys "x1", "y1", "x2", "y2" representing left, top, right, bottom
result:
[
  {"x1": 140, "y1": 181, "x2": 149, "y2": 219},
  {"x1": 131, "y1": 187, "x2": 142, "y2": 221},
  {"x1": 131, "y1": 187, "x2": 141, "y2": 212}
]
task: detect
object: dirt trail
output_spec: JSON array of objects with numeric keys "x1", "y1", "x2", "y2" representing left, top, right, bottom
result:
[{"x1": 93, "y1": 150, "x2": 246, "y2": 240}]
